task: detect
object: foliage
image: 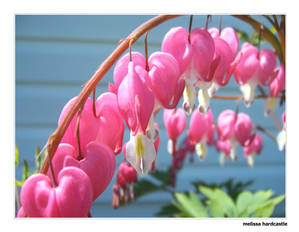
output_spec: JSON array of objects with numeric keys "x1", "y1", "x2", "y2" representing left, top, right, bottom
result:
[{"x1": 155, "y1": 181, "x2": 284, "y2": 218}]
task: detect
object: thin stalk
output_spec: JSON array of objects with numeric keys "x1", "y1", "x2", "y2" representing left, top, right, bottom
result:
[
  {"x1": 271, "y1": 111, "x2": 282, "y2": 132},
  {"x1": 254, "y1": 125, "x2": 277, "y2": 143},
  {"x1": 75, "y1": 106, "x2": 84, "y2": 160},
  {"x1": 211, "y1": 94, "x2": 274, "y2": 100},
  {"x1": 218, "y1": 15, "x2": 223, "y2": 33},
  {"x1": 144, "y1": 31, "x2": 149, "y2": 71},
  {"x1": 188, "y1": 15, "x2": 193, "y2": 43},
  {"x1": 48, "y1": 154, "x2": 57, "y2": 188},
  {"x1": 205, "y1": 15, "x2": 212, "y2": 29},
  {"x1": 40, "y1": 15, "x2": 181, "y2": 174}
]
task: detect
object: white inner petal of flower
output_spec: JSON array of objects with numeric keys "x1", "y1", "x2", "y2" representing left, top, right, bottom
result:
[
  {"x1": 195, "y1": 141, "x2": 207, "y2": 161},
  {"x1": 240, "y1": 81, "x2": 256, "y2": 108},
  {"x1": 126, "y1": 133, "x2": 156, "y2": 177},
  {"x1": 146, "y1": 113, "x2": 158, "y2": 142},
  {"x1": 198, "y1": 88, "x2": 210, "y2": 114},
  {"x1": 277, "y1": 129, "x2": 286, "y2": 151},
  {"x1": 264, "y1": 97, "x2": 277, "y2": 117},
  {"x1": 219, "y1": 152, "x2": 227, "y2": 166},
  {"x1": 208, "y1": 82, "x2": 219, "y2": 97},
  {"x1": 247, "y1": 154, "x2": 255, "y2": 167},
  {"x1": 183, "y1": 80, "x2": 196, "y2": 115},
  {"x1": 167, "y1": 139, "x2": 174, "y2": 155},
  {"x1": 230, "y1": 141, "x2": 238, "y2": 161}
]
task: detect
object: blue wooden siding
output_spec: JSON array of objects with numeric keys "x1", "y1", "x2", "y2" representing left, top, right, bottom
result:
[{"x1": 15, "y1": 15, "x2": 285, "y2": 217}]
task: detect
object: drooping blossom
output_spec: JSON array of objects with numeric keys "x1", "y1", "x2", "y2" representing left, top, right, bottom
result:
[
  {"x1": 234, "y1": 42, "x2": 277, "y2": 107},
  {"x1": 264, "y1": 64, "x2": 285, "y2": 116},
  {"x1": 216, "y1": 139, "x2": 231, "y2": 165},
  {"x1": 163, "y1": 108, "x2": 187, "y2": 155},
  {"x1": 217, "y1": 110, "x2": 253, "y2": 161},
  {"x1": 207, "y1": 27, "x2": 240, "y2": 98},
  {"x1": 117, "y1": 61, "x2": 156, "y2": 176},
  {"x1": 187, "y1": 109, "x2": 214, "y2": 160},
  {"x1": 48, "y1": 141, "x2": 116, "y2": 201},
  {"x1": 21, "y1": 167, "x2": 93, "y2": 217},
  {"x1": 94, "y1": 92, "x2": 125, "y2": 154},
  {"x1": 58, "y1": 93, "x2": 124, "y2": 155},
  {"x1": 109, "y1": 52, "x2": 146, "y2": 94},
  {"x1": 162, "y1": 27, "x2": 220, "y2": 114},
  {"x1": 112, "y1": 51, "x2": 184, "y2": 141},
  {"x1": 243, "y1": 133, "x2": 263, "y2": 167}
]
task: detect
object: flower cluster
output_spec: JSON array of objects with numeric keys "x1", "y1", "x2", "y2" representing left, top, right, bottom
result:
[
  {"x1": 17, "y1": 16, "x2": 285, "y2": 217},
  {"x1": 112, "y1": 161, "x2": 138, "y2": 209},
  {"x1": 18, "y1": 94, "x2": 123, "y2": 217}
]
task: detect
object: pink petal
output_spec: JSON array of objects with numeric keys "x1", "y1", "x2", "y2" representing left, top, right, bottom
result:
[{"x1": 161, "y1": 27, "x2": 192, "y2": 75}]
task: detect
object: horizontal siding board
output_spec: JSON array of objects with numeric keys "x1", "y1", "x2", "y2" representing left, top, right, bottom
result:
[{"x1": 16, "y1": 15, "x2": 262, "y2": 43}]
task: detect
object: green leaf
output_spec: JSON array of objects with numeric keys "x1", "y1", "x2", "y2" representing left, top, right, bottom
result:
[
  {"x1": 15, "y1": 179, "x2": 24, "y2": 187},
  {"x1": 247, "y1": 190, "x2": 274, "y2": 213},
  {"x1": 252, "y1": 202, "x2": 275, "y2": 217},
  {"x1": 200, "y1": 186, "x2": 237, "y2": 217},
  {"x1": 209, "y1": 199, "x2": 225, "y2": 217},
  {"x1": 35, "y1": 146, "x2": 42, "y2": 172},
  {"x1": 199, "y1": 185, "x2": 216, "y2": 199},
  {"x1": 15, "y1": 144, "x2": 19, "y2": 166},
  {"x1": 22, "y1": 160, "x2": 30, "y2": 181},
  {"x1": 173, "y1": 192, "x2": 208, "y2": 217},
  {"x1": 171, "y1": 200, "x2": 192, "y2": 217},
  {"x1": 251, "y1": 195, "x2": 285, "y2": 217},
  {"x1": 134, "y1": 179, "x2": 161, "y2": 199},
  {"x1": 236, "y1": 191, "x2": 253, "y2": 217}
]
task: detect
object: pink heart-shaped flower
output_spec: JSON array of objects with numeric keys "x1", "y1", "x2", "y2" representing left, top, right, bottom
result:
[
  {"x1": 50, "y1": 141, "x2": 116, "y2": 200},
  {"x1": 21, "y1": 167, "x2": 93, "y2": 217}
]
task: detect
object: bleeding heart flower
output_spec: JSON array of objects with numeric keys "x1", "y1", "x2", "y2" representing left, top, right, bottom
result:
[
  {"x1": 163, "y1": 108, "x2": 187, "y2": 155},
  {"x1": 125, "y1": 133, "x2": 156, "y2": 176},
  {"x1": 216, "y1": 139, "x2": 232, "y2": 165},
  {"x1": 234, "y1": 42, "x2": 277, "y2": 107},
  {"x1": 162, "y1": 27, "x2": 219, "y2": 114},
  {"x1": 243, "y1": 133, "x2": 263, "y2": 167},
  {"x1": 58, "y1": 97, "x2": 100, "y2": 155},
  {"x1": 117, "y1": 61, "x2": 157, "y2": 176},
  {"x1": 21, "y1": 167, "x2": 93, "y2": 217},
  {"x1": 217, "y1": 110, "x2": 252, "y2": 161},
  {"x1": 117, "y1": 61, "x2": 154, "y2": 135},
  {"x1": 95, "y1": 92, "x2": 124, "y2": 155},
  {"x1": 58, "y1": 94, "x2": 124, "y2": 155},
  {"x1": 209, "y1": 27, "x2": 239, "y2": 60},
  {"x1": 148, "y1": 52, "x2": 185, "y2": 109},
  {"x1": 187, "y1": 109, "x2": 214, "y2": 160},
  {"x1": 49, "y1": 141, "x2": 116, "y2": 201},
  {"x1": 264, "y1": 64, "x2": 285, "y2": 116},
  {"x1": 110, "y1": 52, "x2": 146, "y2": 93}
]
